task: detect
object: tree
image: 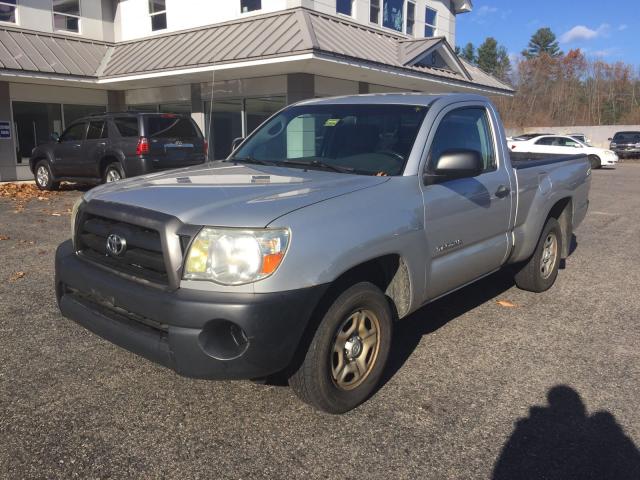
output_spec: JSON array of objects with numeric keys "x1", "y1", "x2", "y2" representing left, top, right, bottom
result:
[
  {"x1": 523, "y1": 27, "x2": 562, "y2": 58},
  {"x1": 476, "y1": 38, "x2": 511, "y2": 83},
  {"x1": 459, "y1": 42, "x2": 476, "y2": 64},
  {"x1": 496, "y1": 46, "x2": 512, "y2": 82}
]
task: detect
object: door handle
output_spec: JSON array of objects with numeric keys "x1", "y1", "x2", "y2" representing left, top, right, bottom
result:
[{"x1": 495, "y1": 185, "x2": 510, "y2": 198}]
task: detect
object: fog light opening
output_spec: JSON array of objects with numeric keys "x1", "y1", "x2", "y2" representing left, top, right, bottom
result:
[{"x1": 198, "y1": 320, "x2": 249, "y2": 361}]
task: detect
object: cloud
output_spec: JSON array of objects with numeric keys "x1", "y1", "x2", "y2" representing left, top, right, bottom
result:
[
  {"x1": 560, "y1": 24, "x2": 610, "y2": 43},
  {"x1": 618, "y1": 24, "x2": 628, "y2": 31},
  {"x1": 591, "y1": 47, "x2": 622, "y2": 58},
  {"x1": 476, "y1": 5, "x2": 498, "y2": 16}
]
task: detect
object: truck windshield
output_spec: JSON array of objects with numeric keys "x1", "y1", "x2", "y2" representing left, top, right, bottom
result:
[{"x1": 231, "y1": 104, "x2": 428, "y2": 176}]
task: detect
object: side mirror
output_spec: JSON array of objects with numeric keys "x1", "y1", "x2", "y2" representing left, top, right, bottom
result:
[
  {"x1": 50, "y1": 132, "x2": 60, "y2": 142},
  {"x1": 231, "y1": 137, "x2": 245, "y2": 151},
  {"x1": 424, "y1": 149, "x2": 483, "y2": 185},
  {"x1": 607, "y1": 138, "x2": 613, "y2": 141}
]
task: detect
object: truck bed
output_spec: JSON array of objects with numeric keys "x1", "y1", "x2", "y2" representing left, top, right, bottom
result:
[
  {"x1": 510, "y1": 152, "x2": 587, "y2": 169},
  {"x1": 508, "y1": 152, "x2": 591, "y2": 264}
]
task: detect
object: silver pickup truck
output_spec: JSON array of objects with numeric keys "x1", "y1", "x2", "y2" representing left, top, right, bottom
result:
[{"x1": 55, "y1": 94, "x2": 591, "y2": 413}]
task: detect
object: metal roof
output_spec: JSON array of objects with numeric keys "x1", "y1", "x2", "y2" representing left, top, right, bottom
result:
[
  {"x1": 0, "y1": 26, "x2": 109, "y2": 77},
  {"x1": 0, "y1": 8, "x2": 513, "y2": 93}
]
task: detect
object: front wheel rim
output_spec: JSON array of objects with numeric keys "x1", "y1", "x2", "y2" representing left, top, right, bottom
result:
[
  {"x1": 106, "y1": 169, "x2": 121, "y2": 182},
  {"x1": 36, "y1": 165, "x2": 49, "y2": 187},
  {"x1": 540, "y1": 233, "x2": 558, "y2": 279},
  {"x1": 330, "y1": 309, "x2": 381, "y2": 391}
]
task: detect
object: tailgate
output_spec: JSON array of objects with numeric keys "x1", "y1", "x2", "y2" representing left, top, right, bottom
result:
[{"x1": 145, "y1": 115, "x2": 205, "y2": 168}]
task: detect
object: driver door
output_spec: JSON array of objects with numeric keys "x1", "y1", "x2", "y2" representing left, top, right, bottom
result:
[
  {"x1": 421, "y1": 105, "x2": 514, "y2": 299},
  {"x1": 54, "y1": 122, "x2": 88, "y2": 176}
]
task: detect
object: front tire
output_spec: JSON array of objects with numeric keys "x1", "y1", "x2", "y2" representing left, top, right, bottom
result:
[
  {"x1": 103, "y1": 162, "x2": 125, "y2": 184},
  {"x1": 288, "y1": 282, "x2": 393, "y2": 414},
  {"x1": 514, "y1": 217, "x2": 562, "y2": 293},
  {"x1": 589, "y1": 155, "x2": 602, "y2": 169},
  {"x1": 34, "y1": 160, "x2": 60, "y2": 191}
]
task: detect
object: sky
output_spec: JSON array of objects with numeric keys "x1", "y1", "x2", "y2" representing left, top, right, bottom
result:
[{"x1": 456, "y1": 0, "x2": 640, "y2": 68}]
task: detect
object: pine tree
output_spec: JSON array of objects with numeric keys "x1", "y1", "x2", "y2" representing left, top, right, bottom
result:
[
  {"x1": 523, "y1": 27, "x2": 562, "y2": 58},
  {"x1": 460, "y1": 42, "x2": 476, "y2": 64},
  {"x1": 477, "y1": 37, "x2": 499, "y2": 73}
]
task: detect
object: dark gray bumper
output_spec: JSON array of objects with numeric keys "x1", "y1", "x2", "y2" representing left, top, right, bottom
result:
[{"x1": 55, "y1": 240, "x2": 327, "y2": 379}]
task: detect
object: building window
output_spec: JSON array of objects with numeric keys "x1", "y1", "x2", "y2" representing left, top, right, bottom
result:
[
  {"x1": 382, "y1": 0, "x2": 404, "y2": 32},
  {"x1": 369, "y1": 0, "x2": 380, "y2": 24},
  {"x1": 0, "y1": 0, "x2": 17, "y2": 24},
  {"x1": 149, "y1": 0, "x2": 166, "y2": 31},
  {"x1": 406, "y1": 1, "x2": 415, "y2": 35},
  {"x1": 337, "y1": 0, "x2": 353, "y2": 16},
  {"x1": 240, "y1": 0, "x2": 261, "y2": 13},
  {"x1": 53, "y1": 0, "x2": 80, "y2": 33},
  {"x1": 425, "y1": 6, "x2": 437, "y2": 37}
]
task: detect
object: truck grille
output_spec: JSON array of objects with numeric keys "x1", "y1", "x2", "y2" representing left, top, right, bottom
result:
[{"x1": 76, "y1": 214, "x2": 169, "y2": 285}]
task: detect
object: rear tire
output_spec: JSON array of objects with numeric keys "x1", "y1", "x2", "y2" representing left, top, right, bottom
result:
[
  {"x1": 514, "y1": 217, "x2": 562, "y2": 293},
  {"x1": 288, "y1": 282, "x2": 393, "y2": 414},
  {"x1": 102, "y1": 162, "x2": 125, "y2": 184},
  {"x1": 34, "y1": 160, "x2": 60, "y2": 191},
  {"x1": 589, "y1": 155, "x2": 602, "y2": 169}
]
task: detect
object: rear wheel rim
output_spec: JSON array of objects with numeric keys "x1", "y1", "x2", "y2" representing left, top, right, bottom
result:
[
  {"x1": 540, "y1": 232, "x2": 558, "y2": 279},
  {"x1": 106, "y1": 169, "x2": 121, "y2": 182},
  {"x1": 36, "y1": 165, "x2": 49, "y2": 187},
  {"x1": 330, "y1": 309, "x2": 381, "y2": 391}
]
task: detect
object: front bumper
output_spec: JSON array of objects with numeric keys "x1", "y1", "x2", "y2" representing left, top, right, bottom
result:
[{"x1": 55, "y1": 240, "x2": 327, "y2": 379}]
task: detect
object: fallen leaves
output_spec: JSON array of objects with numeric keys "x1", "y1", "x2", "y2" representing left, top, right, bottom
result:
[
  {"x1": 0, "y1": 235, "x2": 9, "y2": 241},
  {"x1": 9, "y1": 271, "x2": 26, "y2": 282},
  {"x1": 496, "y1": 300, "x2": 517, "y2": 308}
]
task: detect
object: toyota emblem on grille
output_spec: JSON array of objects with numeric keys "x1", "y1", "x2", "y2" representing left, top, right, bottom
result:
[{"x1": 106, "y1": 233, "x2": 127, "y2": 257}]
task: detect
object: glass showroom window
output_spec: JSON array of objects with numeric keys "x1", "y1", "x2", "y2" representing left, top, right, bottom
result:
[
  {"x1": 337, "y1": 0, "x2": 353, "y2": 16},
  {"x1": 149, "y1": 0, "x2": 166, "y2": 31},
  {"x1": 240, "y1": 0, "x2": 261, "y2": 13},
  {"x1": 53, "y1": 0, "x2": 80, "y2": 33},
  {"x1": 382, "y1": 0, "x2": 404, "y2": 32},
  {"x1": 370, "y1": 0, "x2": 380, "y2": 24},
  {"x1": 406, "y1": 1, "x2": 415, "y2": 35},
  {"x1": 0, "y1": 0, "x2": 17, "y2": 23},
  {"x1": 425, "y1": 6, "x2": 437, "y2": 37}
]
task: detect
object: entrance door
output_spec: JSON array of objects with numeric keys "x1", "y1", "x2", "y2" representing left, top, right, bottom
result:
[{"x1": 421, "y1": 105, "x2": 514, "y2": 299}]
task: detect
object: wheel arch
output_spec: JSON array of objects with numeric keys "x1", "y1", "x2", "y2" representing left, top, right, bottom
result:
[
  {"x1": 546, "y1": 197, "x2": 573, "y2": 258},
  {"x1": 99, "y1": 154, "x2": 124, "y2": 177}
]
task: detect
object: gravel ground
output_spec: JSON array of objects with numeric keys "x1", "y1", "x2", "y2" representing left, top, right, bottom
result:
[{"x1": 1, "y1": 164, "x2": 639, "y2": 479}]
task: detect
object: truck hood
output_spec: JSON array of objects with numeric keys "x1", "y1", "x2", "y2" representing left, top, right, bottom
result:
[{"x1": 84, "y1": 162, "x2": 389, "y2": 227}]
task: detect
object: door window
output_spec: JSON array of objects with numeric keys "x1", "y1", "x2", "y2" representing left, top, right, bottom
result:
[
  {"x1": 60, "y1": 122, "x2": 87, "y2": 142},
  {"x1": 87, "y1": 121, "x2": 106, "y2": 140},
  {"x1": 428, "y1": 107, "x2": 496, "y2": 172},
  {"x1": 113, "y1": 117, "x2": 140, "y2": 137}
]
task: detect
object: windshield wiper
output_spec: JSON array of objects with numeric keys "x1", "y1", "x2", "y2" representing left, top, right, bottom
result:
[{"x1": 281, "y1": 159, "x2": 354, "y2": 173}]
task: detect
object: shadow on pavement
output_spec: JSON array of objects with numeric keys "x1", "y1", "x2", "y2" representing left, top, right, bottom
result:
[
  {"x1": 380, "y1": 268, "x2": 515, "y2": 388},
  {"x1": 493, "y1": 386, "x2": 640, "y2": 480}
]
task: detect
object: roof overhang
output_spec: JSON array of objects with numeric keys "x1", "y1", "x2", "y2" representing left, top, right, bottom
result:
[{"x1": 452, "y1": 0, "x2": 473, "y2": 14}]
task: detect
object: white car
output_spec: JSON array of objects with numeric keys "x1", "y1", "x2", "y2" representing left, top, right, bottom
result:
[{"x1": 508, "y1": 134, "x2": 618, "y2": 169}]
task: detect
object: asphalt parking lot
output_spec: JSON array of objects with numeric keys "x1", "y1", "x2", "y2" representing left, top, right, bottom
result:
[{"x1": 1, "y1": 164, "x2": 639, "y2": 479}]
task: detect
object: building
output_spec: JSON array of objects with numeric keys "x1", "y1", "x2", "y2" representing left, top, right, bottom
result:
[{"x1": 0, "y1": 0, "x2": 512, "y2": 181}]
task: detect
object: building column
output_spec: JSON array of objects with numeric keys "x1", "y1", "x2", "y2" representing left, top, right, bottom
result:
[
  {"x1": 107, "y1": 90, "x2": 126, "y2": 112},
  {"x1": 190, "y1": 83, "x2": 205, "y2": 134},
  {"x1": 286, "y1": 73, "x2": 315, "y2": 104},
  {"x1": 0, "y1": 81, "x2": 17, "y2": 182}
]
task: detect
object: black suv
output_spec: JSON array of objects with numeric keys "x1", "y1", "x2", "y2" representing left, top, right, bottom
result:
[
  {"x1": 609, "y1": 131, "x2": 640, "y2": 159},
  {"x1": 30, "y1": 112, "x2": 207, "y2": 190}
]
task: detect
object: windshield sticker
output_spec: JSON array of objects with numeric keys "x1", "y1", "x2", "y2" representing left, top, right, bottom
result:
[{"x1": 324, "y1": 119, "x2": 341, "y2": 127}]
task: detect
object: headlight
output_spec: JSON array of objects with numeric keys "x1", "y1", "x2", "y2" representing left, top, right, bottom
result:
[
  {"x1": 183, "y1": 227, "x2": 290, "y2": 285},
  {"x1": 611, "y1": 142, "x2": 617, "y2": 148},
  {"x1": 70, "y1": 197, "x2": 84, "y2": 246}
]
